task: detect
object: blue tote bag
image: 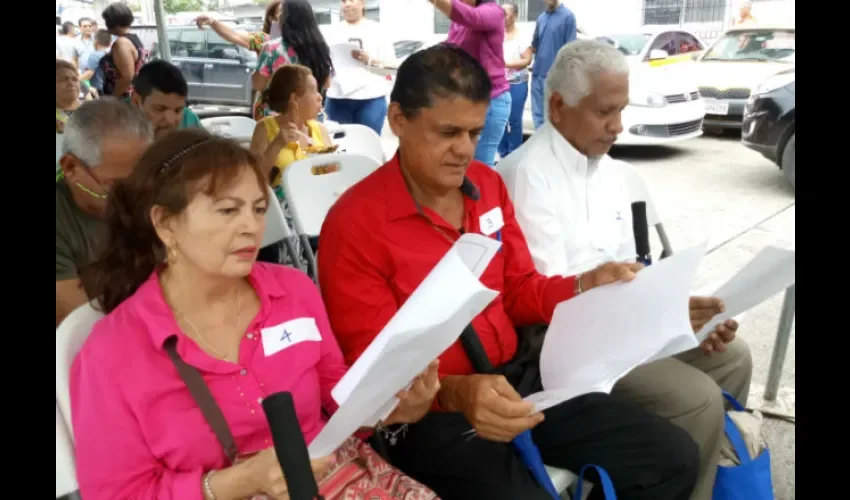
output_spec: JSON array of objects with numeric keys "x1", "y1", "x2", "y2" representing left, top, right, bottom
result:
[
  {"x1": 712, "y1": 391, "x2": 774, "y2": 500},
  {"x1": 573, "y1": 464, "x2": 617, "y2": 499}
]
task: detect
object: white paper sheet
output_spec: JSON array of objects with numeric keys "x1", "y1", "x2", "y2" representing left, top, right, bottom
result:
[
  {"x1": 696, "y1": 246, "x2": 796, "y2": 342},
  {"x1": 308, "y1": 233, "x2": 500, "y2": 458},
  {"x1": 524, "y1": 242, "x2": 707, "y2": 413},
  {"x1": 329, "y1": 43, "x2": 372, "y2": 95}
]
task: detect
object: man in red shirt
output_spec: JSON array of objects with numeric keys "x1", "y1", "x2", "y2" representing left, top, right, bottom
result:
[{"x1": 318, "y1": 44, "x2": 698, "y2": 500}]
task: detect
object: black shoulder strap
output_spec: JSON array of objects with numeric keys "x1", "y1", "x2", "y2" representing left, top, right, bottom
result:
[{"x1": 163, "y1": 336, "x2": 239, "y2": 464}]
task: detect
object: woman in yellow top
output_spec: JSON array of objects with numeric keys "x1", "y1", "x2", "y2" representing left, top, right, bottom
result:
[{"x1": 250, "y1": 64, "x2": 333, "y2": 202}]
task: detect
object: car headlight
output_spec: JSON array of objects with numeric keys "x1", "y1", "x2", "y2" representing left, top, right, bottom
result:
[
  {"x1": 753, "y1": 72, "x2": 795, "y2": 95},
  {"x1": 629, "y1": 91, "x2": 667, "y2": 108}
]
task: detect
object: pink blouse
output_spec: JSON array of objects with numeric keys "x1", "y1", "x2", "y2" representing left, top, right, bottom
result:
[{"x1": 70, "y1": 263, "x2": 348, "y2": 500}]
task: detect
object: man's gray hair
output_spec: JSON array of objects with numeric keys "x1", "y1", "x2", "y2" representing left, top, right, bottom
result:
[
  {"x1": 544, "y1": 39, "x2": 629, "y2": 110},
  {"x1": 62, "y1": 98, "x2": 154, "y2": 167}
]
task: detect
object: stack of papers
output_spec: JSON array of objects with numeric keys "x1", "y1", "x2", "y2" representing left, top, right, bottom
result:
[
  {"x1": 329, "y1": 43, "x2": 374, "y2": 95},
  {"x1": 307, "y1": 234, "x2": 501, "y2": 458},
  {"x1": 525, "y1": 244, "x2": 796, "y2": 413}
]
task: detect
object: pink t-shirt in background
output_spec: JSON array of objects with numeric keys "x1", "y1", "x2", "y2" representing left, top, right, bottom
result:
[
  {"x1": 70, "y1": 263, "x2": 348, "y2": 500},
  {"x1": 446, "y1": 0, "x2": 509, "y2": 99}
]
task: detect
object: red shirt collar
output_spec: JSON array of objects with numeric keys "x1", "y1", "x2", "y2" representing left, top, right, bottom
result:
[{"x1": 383, "y1": 151, "x2": 481, "y2": 222}]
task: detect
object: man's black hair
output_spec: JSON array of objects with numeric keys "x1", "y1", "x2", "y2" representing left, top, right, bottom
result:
[
  {"x1": 101, "y1": 2, "x2": 134, "y2": 31},
  {"x1": 133, "y1": 60, "x2": 189, "y2": 99},
  {"x1": 61, "y1": 21, "x2": 75, "y2": 35},
  {"x1": 78, "y1": 17, "x2": 94, "y2": 26},
  {"x1": 390, "y1": 43, "x2": 492, "y2": 118}
]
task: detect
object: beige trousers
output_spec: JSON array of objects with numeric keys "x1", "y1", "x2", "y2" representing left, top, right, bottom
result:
[{"x1": 611, "y1": 337, "x2": 752, "y2": 500}]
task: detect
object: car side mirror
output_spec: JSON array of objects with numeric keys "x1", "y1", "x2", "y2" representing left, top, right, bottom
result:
[{"x1": 649, "y1": 49, "x2": 669, "y2": 60}]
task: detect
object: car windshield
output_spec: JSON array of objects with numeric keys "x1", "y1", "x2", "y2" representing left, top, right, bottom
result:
[
  {"x1": 702, "y1": 29, "x2": 795, "y2": 63},
  {"x1": 598, "y1": 34, "x2": 652, "y2": 56}
]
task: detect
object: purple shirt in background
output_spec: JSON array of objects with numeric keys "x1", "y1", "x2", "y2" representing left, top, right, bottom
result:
[{"x1": 446, "y1": 0, "x2": 509, "y2": 99}]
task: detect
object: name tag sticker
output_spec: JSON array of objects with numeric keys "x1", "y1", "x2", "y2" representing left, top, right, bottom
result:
[
  {"x1": 261, "y1": 317, "x2": 322, "y2": 357},
  {"x1": 479, "y1": 207, "x2": 505, "y2": 236}
]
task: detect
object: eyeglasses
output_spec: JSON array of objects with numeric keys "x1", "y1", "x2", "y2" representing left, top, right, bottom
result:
[{"x1": 66, "y1": 154, "x2": 109, "y2": 200}]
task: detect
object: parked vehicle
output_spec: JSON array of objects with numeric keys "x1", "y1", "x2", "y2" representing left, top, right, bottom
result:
[
  {"x1": 150, "y1": 25, "x2": 259, "y2": 107},
  {"x1": 741, "y1": 69, "x2": 795, "y2": 189},
  {"x1": 524, "y1": 29, "x2": 707, "y2": 145},
  {"x1": 694, "y1": 25, "x2": 795, "y2": 130}
]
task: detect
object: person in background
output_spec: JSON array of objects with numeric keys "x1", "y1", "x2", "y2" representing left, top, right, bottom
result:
[
  {"x1": 132, "y1": 60, "x2": 203, "y2": 139},
  {"x1": 317, "y1": 43, "x2": 698, "y2": 500},
  {"x1": 530, "y1": 0, "x2": 577, "y2": 129},
  {"x1": 195, "y1": 1, "x2": 281, "y2": 56},
  {"x1": 56, "y1": 21, "x2": 84, "y2": 68},
  {"x1": 80, "y1": 29, "x2": 112, "y2": 93},
  {"x1": 732, "y1": 0, "x2": 758, "y2": 25},
  {"x1": 498, "y1": 40, "x2": 753, "y2": 500},
  {"x1": 251, "y1": 64, "x2": 332, "y2": 201},
  {"x1": 56, "y1": 98, "x2": 153, "y2": 326},
  {"x1": 57, "y1": 60, "x2": 87, "y2": 134},
  {"x1": 426, "y1": 0, "x2": 508, "y2": 167},
  {"x1": 70, "y1": 129, "x2": 439, "y2": 500},
  {"x1": 324, "y1": 0, "x2": 396, "y2": 135},
  {"x1": 253, "y1": 0, "x2": 333, "y2": 122},
  {"x1": 77, "y1": 17, "x2": 96, "y2": 61},
  {"x1": 497, "y1": 3, "x2": 533, "y2": 158},
  {"x1": 99, "y1": 2, "x2": 147, "y2": 98}
]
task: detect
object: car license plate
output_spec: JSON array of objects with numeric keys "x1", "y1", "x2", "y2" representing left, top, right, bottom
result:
[{"x1": 704, "y1": 99, "x2": 729, "y2": 115}]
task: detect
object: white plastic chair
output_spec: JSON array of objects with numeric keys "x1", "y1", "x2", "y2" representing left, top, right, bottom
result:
[
  {"x1": 330, "y1": 124, "x2": 386, "y2": 164},
  {"x1": 56, "y1": 133, "x2": 64, "y2": 164},
  {"x1": 201, "y1": 115, "x2": 257, "y2": 147},
  {"x1": 57, "y1": 403, "x2": 80, "y2": 499},
  {"x1": 56, "y1": 302, "x2": 105, "y2": 434},
  {"x1": 282, "y1": 154, "x2": 381, "y2": 237}
]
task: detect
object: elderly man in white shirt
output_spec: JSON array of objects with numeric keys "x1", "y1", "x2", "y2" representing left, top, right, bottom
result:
[{"x1": 498, "y1": 40, "x2": 753, "y2": 500}]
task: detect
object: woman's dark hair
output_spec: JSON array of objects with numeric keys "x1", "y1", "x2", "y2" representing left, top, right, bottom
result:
[
  {"x1": 280, "y1": 0, "x2": 333, "y2": 91},
  {"x1": 263, "y1": 64, "x2": 313, "y2": 113},
  {"x1": 390, "y1": 43, "x2": 492, "y2": 118},
  {"x1": 262, "y1": 0, "x2": 282, "y2": 35},
  {"x1": 81, "y1": 129, "x2": 269, "y2": 313},
  {"x1": 56, "y1": 58, "x2": 77, "y2": 75},
  {"x1": 101, "y1": 2, "x2": 134, "y2": 31}
]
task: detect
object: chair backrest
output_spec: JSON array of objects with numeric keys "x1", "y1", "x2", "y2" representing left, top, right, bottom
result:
[
  {"x1": 261, "y1": 186, "x2": 294, "y2": 248},
  {"x1": 331, "y1": 124, "x2": 386, "y2": 164},
  {"x1": 201, "y1": 115, "x2": 257, "y2": 146},
  {"x1": 56, "y1": 302, "x2": 106, "y2": 434},
  {"x1": 611, "y1": 159, "x2": 661, "y2": 227},
  {"x1": 56, "y1": 133, "x2": 64, "y2": 164},
  {"x1": 282, "y1": 154, "x2": 381, "y2": 235},
  {"x1": 56, "y1": 403, "x2": 79, "y2": 498}
]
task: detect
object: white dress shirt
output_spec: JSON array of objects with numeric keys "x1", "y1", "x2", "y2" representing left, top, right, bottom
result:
[{"x1": 498, "y1": 123, "x2": 637, "y2": 277}]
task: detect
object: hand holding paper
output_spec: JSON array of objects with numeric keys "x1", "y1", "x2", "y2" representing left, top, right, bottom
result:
[{"x1": 307, "y1": 234, "x2": 500, "y2": 458}]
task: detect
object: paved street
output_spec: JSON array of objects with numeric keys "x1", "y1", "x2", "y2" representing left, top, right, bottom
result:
[{"x1": 380, "y1": 130, "x2": 796, "y2": 499}]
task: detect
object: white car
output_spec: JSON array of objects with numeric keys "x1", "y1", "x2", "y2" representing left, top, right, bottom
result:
[{"x1": 523, "y1": 30, "x2": 707, "y2": 145}]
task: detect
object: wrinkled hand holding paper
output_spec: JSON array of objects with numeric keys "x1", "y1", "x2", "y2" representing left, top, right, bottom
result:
[
  {"x1": 307, "y1": 234, "x2": 500, "y2": 458},
  {"x1": 524, "y1": 242, "x2": 708, "y2": 413}
]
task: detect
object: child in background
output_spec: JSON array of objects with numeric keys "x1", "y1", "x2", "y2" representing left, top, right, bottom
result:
[{"x1": 81, "y1": 30, "x2": 112, "y2": 93}]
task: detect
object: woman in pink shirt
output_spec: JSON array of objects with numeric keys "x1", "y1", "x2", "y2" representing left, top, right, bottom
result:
[
  {"x1": 428, "y1": 0, "x2": 509, "y2": 167},
  {"x1": 70, "y1": 129, "x2": 439, "y2": 500}
]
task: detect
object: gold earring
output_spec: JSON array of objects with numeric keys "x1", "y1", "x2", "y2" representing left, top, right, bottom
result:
[{"x1": 166, "y1": 245, "x2": 178, "y2": 266}]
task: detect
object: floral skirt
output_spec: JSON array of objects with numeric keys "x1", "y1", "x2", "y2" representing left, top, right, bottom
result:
[{"x1": 251, "y1": 436, "x2": 438, "y2": 500}]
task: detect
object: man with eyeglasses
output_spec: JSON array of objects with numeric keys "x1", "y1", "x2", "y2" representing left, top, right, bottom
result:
[{"x1": 56, "y1": 98, "x2": 153, "y2": 326}]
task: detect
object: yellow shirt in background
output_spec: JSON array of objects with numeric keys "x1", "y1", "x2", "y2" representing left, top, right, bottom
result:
[{"x1": 261, "y1": 117, "x2": 325, "y2": 187}]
